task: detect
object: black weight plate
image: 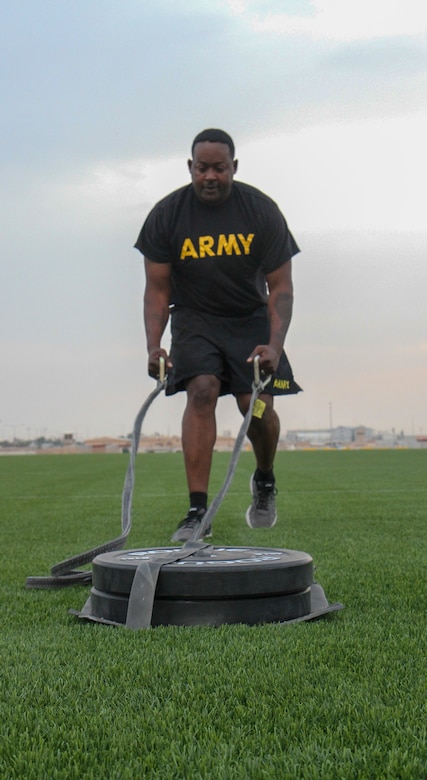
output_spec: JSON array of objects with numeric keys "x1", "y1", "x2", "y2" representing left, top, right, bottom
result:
[
  {"x1": 92, "y1": 546, "x2": 313, "y2": 599},
  {"x1": 89, "y1": 586, "x2": 312, "y2": 626}
]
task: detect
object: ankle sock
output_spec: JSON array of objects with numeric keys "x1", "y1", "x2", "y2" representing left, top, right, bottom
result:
[
  {"x1": 189, "y1": 492, "x2": 208, "y2": 511},
  {"x1": 254, "y1": 468, "x2": 275, "y2": 483}
]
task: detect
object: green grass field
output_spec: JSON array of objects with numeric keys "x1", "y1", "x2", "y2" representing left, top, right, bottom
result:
[{"x1": 0, "y1": 450, "x2": 426, "y2": 779}]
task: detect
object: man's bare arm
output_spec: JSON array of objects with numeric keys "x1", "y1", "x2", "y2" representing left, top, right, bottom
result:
[
  {"x1": 143, "y1": 257, "x2": 173, "y2": 376},
  {"x1": 247, "y1": 260, "x2": 294, "y2": 374}
]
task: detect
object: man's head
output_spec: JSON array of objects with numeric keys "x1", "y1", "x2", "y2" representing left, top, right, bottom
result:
[{"x1": 188, "y1": 129, "x2": 238, "y2": 205}]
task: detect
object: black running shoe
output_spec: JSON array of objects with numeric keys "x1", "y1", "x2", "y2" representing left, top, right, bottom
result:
[
  {"x1": 171, "y1": 508, "x2": 212, "y2": 543},
  {"x1": 245, "y1": 474, "x2": 278, "y2": 528}
]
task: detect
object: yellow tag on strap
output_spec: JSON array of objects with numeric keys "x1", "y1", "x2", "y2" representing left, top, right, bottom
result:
[{"x1": 252, "y1": 399, "x2": 266, "y2": 419}]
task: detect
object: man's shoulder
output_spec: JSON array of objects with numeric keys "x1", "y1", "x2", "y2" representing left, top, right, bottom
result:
[
  {"x1": 152, "y1": 184, "x2": 192, "y2": 212},
  {"x1": 232, "y1": 180, "x2": 279, "y2": 209}
]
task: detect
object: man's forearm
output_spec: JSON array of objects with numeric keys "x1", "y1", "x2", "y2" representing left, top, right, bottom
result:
[
  {"x1": 143, "y1": 258, "x2": 172, "y2": 355},
  {"x1": 268, "y1": 290, "x2": 293, "y2": 353},
  {"x1": 144, "y1": 294, "x2": 170, "y2": 353}
]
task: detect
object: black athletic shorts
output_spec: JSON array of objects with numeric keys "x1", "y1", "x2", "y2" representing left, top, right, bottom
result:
[{"x1": 165, "y1": 306, "x2": 302, "y2": 397}]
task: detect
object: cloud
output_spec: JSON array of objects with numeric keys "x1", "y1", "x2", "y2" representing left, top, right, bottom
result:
[
  {"x1": 3, "y1": 0, "x2": 425, "y2": 175},
  {"x1": 233, "y1": 113, "x2": 427, "y2": 234},
  {"x1": 324, "y1": 37, "x2": 427, "y2": 77},
  {"x1": 249, "y1": 0, "x2": 427, "y2": 41}
]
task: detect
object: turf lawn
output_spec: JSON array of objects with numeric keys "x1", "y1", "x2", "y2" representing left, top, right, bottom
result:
[{"x1": 0, "y1": 449, "x2": 426, "y2": 779}]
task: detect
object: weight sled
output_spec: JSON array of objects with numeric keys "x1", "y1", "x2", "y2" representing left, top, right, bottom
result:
[{"x1": 71, "y1": 545, "x2": 344, "y2": 628}]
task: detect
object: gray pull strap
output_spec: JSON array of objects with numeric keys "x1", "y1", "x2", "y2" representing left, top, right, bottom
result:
[
  {"x1": 26, "y1": 375, "x2": 167, "y2": 589},
  {"x1": 126, "y1": 541, "x2": 211, "y2": 629}
]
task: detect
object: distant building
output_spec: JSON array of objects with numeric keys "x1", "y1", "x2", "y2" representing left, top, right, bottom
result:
[
  {"x1": 284, "y1": 425, "x2": 375, "y2": 448},
  {"x1": 84, "y1": 437, "x2": 131, "y2": 454},
  {"x1": 285, "y1": 428, "x2": 331, "y2": 447}
]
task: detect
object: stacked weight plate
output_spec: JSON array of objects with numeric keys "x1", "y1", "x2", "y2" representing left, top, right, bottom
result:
[{"x1": 89, "y1": 546, "x2": 315, "y2": 627}]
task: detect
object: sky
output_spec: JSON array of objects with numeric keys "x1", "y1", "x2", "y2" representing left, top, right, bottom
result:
[{"x1": 1, "y1": 0, "x2": 426, "y2": 441}]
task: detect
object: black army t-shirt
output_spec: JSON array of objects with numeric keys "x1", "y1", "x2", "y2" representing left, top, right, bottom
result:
[{"x1": 135, "y1": 181, "x2": 300, "y2": 317}]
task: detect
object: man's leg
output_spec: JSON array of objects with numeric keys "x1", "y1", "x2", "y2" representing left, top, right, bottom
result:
[
  {"x1": 182, "y1": 374, "x2": 221, "y2": 492},
  {"x1": 236, "y1": 393, "x2": 280, "y2": 528},
  {"x1": 236, "y1": 393, "x2": 280, "y2": 471},
  {"x1": 171, "y1": 374, "x2": 221, "y2": 542}
]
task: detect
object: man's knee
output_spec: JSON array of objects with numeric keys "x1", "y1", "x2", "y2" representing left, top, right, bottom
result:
[{"x1": 186, "y1": 375, "x2": 220, "y2": 412}]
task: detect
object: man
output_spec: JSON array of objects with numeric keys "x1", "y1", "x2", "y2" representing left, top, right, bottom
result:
[{"x1": 135, "y1": 129, "x2": 301, "y2": 542}]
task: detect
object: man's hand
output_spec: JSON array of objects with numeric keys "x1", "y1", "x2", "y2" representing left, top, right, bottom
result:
[
  {"x1": 247, "y1": 345, "x2": 280, "y2": 375},
  {"x1": 148, "y1": 348, "x2": 172, "y2": 379}
]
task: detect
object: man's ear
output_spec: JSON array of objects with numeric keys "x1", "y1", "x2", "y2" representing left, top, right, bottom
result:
[
  {"x1": 187, "y1": 159, "x2": 193, "y2": 174},
  {"x1": 233, "y1": 159, "x2": 238, "y2": 173}
]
